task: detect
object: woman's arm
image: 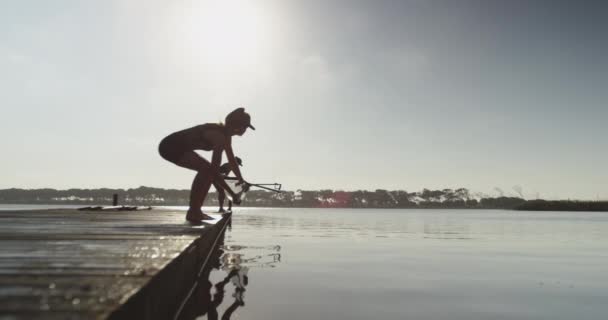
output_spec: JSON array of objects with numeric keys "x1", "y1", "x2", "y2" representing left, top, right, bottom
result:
[
  {"x1": 211, "y1": 146, "x2": 222, "y2": 171},
  {"x1": 224, "y1": 137, "x2": 244, "y2": 182},
  {"x1": 204, "y1": 130, "x2": 241, "y2": 199},
  {"x1": 204, "y1": 128, "x2": 233, "y2": 177},
  {"x1": 211, "y1": 147, "x2": 240, "y2": 200}
]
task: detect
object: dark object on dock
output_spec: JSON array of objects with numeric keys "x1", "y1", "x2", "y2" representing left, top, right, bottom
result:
[
  {"x1": 78, "y1": 205, "x2": 153, "y2": 211},
  {"x1": 112, "y1": 194, "x2": 118, "y2": 206},
  {"x1": 0, "y1": 208, "x2": 231, "y2": 319}
]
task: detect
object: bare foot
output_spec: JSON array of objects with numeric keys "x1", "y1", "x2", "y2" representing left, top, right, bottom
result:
[
  {"x1": 186, "y1": 209, "x2": 214, "y2": 224},
  {"x1": 218, "y1": 208, "x2": 226, "y2": 213}
]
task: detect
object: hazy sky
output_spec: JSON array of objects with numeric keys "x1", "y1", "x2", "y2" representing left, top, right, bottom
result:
[{"x1": 1, "y1": 0, "x2": 607, "y2": 199}]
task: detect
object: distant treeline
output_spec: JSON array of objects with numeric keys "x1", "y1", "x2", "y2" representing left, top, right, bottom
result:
[
  {"x1": 1, "y1": 187, "x2": 606, "y2": 211},
  {"x1": 515, "y1": 200, "x2": 608, "y2": 212},
  {"x1": 0, "y1": 186, "x2": 526, "y2": 209}
]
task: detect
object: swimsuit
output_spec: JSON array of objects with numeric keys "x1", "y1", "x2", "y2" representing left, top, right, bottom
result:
[{"x1": 158, "y1": 123, "x2": 223, "y2": 164}]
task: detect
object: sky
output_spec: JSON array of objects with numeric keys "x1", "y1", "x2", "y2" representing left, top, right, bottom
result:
[{"x1": 1, "y1": 0, "x2": 607, "y2": 199}]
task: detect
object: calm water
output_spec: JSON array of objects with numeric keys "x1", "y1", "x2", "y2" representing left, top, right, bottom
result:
[
  {"x1": 210, "y1": 208, "x2": 608, "y2": 320},
  {"x1": 3, "y1": 205, "x2": 607, "y2": 319}
]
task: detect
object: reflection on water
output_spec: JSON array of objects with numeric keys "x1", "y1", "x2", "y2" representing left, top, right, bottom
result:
[
  {"x1": 178, "y1": 219, "x2": 281, "y2": 320},
  {"x1": 167, "y1": 208, "x2": 608, "y2": 320},
  {"x1": 223, "y1": 244, "x2": 282, "y2": 269}
]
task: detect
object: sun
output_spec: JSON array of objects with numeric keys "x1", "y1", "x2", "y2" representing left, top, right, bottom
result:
[{"x1": 176, "y1": 0, "x2": 272, "y2": 69}]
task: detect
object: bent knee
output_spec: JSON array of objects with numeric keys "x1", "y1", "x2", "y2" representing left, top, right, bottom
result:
[{"x1": 175, "y1": 152, "x2": 212, "y2": 172}]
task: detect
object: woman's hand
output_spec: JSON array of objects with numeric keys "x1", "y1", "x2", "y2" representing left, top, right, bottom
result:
[
  {"x1": 232, "y1": 193, "x2": 242, "y2": 205},
  {"x1": 238, "y1": 179, "x2": 251, "y2": 191}
]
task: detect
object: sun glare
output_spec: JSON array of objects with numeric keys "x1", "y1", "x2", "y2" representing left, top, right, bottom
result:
[{"x1": 176, "y1": 0, "x2": 272, "y2": 69}]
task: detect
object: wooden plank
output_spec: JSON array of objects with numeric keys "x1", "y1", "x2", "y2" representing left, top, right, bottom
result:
[{"x1": 0, "y1": 209, "x2": 231, "y2": 319}]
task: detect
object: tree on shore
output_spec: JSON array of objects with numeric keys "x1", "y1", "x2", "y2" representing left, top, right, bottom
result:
[{"x1": 5, "y1": 186, "x2": 589, "y2": 210}]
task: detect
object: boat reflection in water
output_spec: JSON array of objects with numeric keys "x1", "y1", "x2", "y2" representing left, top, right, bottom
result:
[{"x1": 178, "y1": 222, "x2": 281, "y2": 320}]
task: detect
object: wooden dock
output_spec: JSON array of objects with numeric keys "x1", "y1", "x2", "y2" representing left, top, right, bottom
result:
[{"x1": 0, "y1": 208, "x2": 231, "y2": 320}]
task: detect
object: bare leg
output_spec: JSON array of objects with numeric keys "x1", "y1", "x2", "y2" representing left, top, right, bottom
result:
[
  {"x1": 190, "y1": 171, "x2": 214, "y2": 213},
  {"x1": 174, "y1": 151, "x2": 216, "y2": 222},
  {"x1": 177, "y1": 152, "x2": 238, "y2": 197},
  {"x1": 214, "y1": 181, "x2": 226, "y2": 212}
]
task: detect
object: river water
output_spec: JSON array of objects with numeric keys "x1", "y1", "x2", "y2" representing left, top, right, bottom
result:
[
  {"x1": 3, "y1": 205, "x2": 607, "y2": 319},
  {"x1": 205, "y1": 208, "x2": 608, "y2": 320}
]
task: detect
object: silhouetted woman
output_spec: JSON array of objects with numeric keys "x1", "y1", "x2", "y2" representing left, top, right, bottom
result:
[{"x1": 158, "y1": 108, "x2": 254, "y2": 223}]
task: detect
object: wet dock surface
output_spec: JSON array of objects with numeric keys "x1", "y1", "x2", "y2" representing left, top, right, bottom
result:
[{"x1": 0, "y1": 208, "x2": 230, "y2": 320}]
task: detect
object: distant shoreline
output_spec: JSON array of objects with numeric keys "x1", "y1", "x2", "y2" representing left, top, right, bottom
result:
[
  {"x1": 514, "y1": 200, "x2": 608, "y2": 212},
  {"x1": 1, "y1": 202, "x2": 607, "y2": 212},
  {"x1": 1, "y1": 187, "x2": 606, "y2": 212}
]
